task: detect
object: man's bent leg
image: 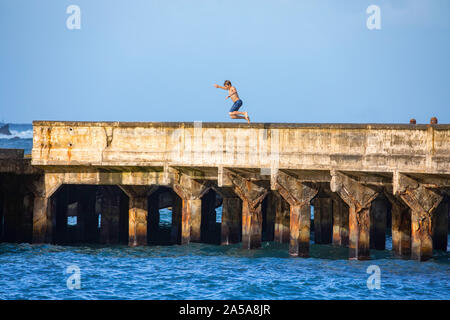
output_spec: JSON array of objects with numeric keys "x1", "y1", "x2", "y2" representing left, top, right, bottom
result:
[{"x1": 229, "y1": 112, "x2": 245, "y2": 119}]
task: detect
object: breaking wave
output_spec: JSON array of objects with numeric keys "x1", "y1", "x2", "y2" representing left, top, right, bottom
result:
[{"x1": 0, "y1": 129, "x2": 33, "y2": 140}]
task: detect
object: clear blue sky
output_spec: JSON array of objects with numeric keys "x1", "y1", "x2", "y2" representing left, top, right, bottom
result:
[{"x1": 1, "y1": 0, "x2": 449, "y2": 124}]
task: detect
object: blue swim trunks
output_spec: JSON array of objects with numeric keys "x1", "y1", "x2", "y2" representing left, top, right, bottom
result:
[{"x1": 229, "y1": 99, "x2": 243, "y2": 112}]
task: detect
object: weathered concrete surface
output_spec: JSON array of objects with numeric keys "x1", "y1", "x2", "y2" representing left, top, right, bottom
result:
[{"x1": 31, "y1": 122, "x2": 450, "y2": 175}]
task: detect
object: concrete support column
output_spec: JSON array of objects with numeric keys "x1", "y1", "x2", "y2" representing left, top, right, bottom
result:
[
  {"x1": 370, "y1": 197, "x2": 388, "y2": 250},
  {"x1": 181, "y1": 199, "x2": 202, "y2": 243},
  {"x1": 32, "y1": 196, "x2": 52, "y2": 243},
  {"x1": 129, "y1": 196, "x2": 148, "y2": 246},
  {"x1": 331, "y1": 172, "x2": 379, "y2": 260},
  {"x1": 273, "y1": 171, "x2": 318, "y2": 257},
  {"x1": 332, "y1": 195, "x2": 349, "y2": 247},
  {"x1": 385, "y1": 192, "x2": 411, "y2": 257},
  {"x1": 228, "y1": 173, "x2": 269, "y2": 250},
  {"x1": 99, "y1": 186, "x2": 121, "y2": 244},
  {"x1": 241, "y1": 199, "x2": 264, "y2": 249},
  {"x1": 173, "y1": 175, "x2": 211, "y2": 245},
  {"x1": 349, "y1": 207, "x2": 371, "y2": 259},
  {"x1": 263, "y1": 191, "x2": 281, "y2": 242},
  {"x1": 432, "y1": 197, "x2": 448, "y2": 251},
  {"x1": 313, "y1": 197, "x2": 332, "y2": 244},
  {"x1": 119, "y1": 185, "x2": 157, "y2": 247},
  {"x1": 220, "y1": 196, "x2": 242, "y2": 245},
  {"x1": 31, "y1": 175, "x2": 62, "y2": 244},
  {"x1": 394, "y1": 173, "x2": 443, "y2": 261},
  {"x1": 289, "y1": 204, "x2": 311, "y2": 257},
  {"x1": 274, "y1": 192, "x2": 290, "y2": 243}
]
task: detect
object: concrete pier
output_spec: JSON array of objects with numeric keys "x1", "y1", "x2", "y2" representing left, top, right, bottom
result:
[{"x1": 0, "y1": 121, "x2": 449, "y2": 261}]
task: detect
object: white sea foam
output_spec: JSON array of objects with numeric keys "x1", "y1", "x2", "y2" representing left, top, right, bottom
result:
[{"x1": 0, "y1": 129, "x2": 33, "y2": 140}]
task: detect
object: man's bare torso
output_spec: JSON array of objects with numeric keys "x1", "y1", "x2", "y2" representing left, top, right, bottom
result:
[{"x1": 228, "y1": 86, "x2": 240, "y2": 102}]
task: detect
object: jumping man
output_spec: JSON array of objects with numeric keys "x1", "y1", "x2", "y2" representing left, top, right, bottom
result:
[{"x1": 214, "y1": 80, "x2": 250, "y2": 123}]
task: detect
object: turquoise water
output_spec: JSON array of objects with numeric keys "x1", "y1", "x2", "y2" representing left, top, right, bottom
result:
[
  {"x1": 0, "y1": 124, "x2": 449, "y2": 300},
  {"x1": 0, "y1": 240, "x2": 448, "y2": 300}
]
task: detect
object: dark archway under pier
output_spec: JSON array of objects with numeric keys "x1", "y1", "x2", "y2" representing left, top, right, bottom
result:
[
  {"x1": 147, "y1": 187, "x2": 224, "y2": 245},
  {"x1": 52, "y1": 185, "x2": 129, "y2": 245}
]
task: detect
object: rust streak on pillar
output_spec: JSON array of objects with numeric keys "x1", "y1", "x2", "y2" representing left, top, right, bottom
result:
[
  {"x1": 394, "y1": 173, "x2": 443, "y2": 261},
  {"x1": 289, "y1": 204, "x2": 311, "y2": 257},
  {"x1": 173, "y1": 174, "x2": 212, "y2": 245},
  {"x1": 228, "y1": 173, "x2": 269, "y2": 250},
  {"x1": 332, "y1": 195, "x2": 349, "y2": 247},
  {"x1": 331, "y1": 172, "x2": 379, "y2": 260},
  {"x1": 241, "y1": 199, "x2": 263, "y2": 249},
  {"x1": 273, "y1": 191, "x2": 290, "y2": 243},
  {"x1": 181, "y1": 198, "x2": 202, "y2": 244},
  {"x1": 119, "y1": 185, "x2": 158, "y2": 247},
  {"x1": 273, "y1": 171, "x2": 318, "y2": 257}
]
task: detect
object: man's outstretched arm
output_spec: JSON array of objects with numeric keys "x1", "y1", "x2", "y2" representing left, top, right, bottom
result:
[{"x1": 214, "y1": 84, "x2": 227, "y2": 90}]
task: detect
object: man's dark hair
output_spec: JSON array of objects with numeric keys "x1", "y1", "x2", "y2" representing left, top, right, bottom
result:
[{"x1": 224, "y1": 80, "x2": 232, "y2": 86}]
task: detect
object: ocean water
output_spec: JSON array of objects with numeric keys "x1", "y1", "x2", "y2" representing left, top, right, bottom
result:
[
  {"x1": 0, "y1": 238, "x2": 448, "y2": 300},
  {"x1": 0, "y1": 123, "x2": 33, "y2": 154},
  {"x1": 0, "y1": 124, "x2": 448, "y2": 300}
]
